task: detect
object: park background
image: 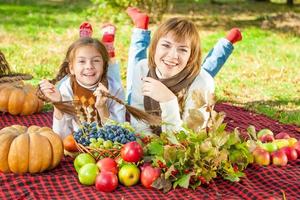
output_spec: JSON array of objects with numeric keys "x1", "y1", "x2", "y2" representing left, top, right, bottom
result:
[{"x1": 0, "y1": 0, "x2": 299, "y2": 126}]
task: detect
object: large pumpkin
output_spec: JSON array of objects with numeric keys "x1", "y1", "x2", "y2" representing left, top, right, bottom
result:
[
  {"x1": 0, "y1": 81, "x2": 44, "y2": 115},
  {"x1": 0, "y1": 125, "x2": 64, "y2": 174}
]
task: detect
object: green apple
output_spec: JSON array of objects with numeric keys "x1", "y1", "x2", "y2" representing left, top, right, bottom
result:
[
  {"x1": 118, "y1": 164, "x2": 140, "y2": 187},
  {"x1": 257, "y1": 129, "x2": 273, "y2": 138},
  {"x1": 74, "y1": 153, "x2": 96, "y2": 173},
  {"x1": 78, "y1": 163, "x2": 99, "y2": 185},
  {"x1": 273, "y1": 139, "x2": 290, "y2": 149},
  {"x1": 259, "y1": 142, "x2": 278, "y2": 153}
]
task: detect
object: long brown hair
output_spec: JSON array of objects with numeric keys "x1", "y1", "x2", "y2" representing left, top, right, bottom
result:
[
  {"x1": 148, "y1": 17, "x2": 202, "y2": 77},
  {"x1": 50, "y1": 37, "x2": 109, "y2": 85}
]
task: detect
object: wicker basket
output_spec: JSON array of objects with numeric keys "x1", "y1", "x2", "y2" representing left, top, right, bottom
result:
[
  {"x1": 75, "y1": 142, "x2": 121, "y2": 161},
  {"x1": 0, "y1": 50, "x2": 33, "y2": 83}
]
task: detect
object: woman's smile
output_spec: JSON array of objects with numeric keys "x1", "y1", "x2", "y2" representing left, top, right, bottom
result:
[{"x1": 154, "y1": 32, "x2": 191, "y2": 78}]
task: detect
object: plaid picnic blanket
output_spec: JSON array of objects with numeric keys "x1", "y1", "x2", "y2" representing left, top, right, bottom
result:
[{"x1": 0, "y1": 103, "x2": 299, "y2": 200}]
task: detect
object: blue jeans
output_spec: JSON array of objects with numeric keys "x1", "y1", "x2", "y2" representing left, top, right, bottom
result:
[{"x1": 126, "y1": 28, "x2": 234, "y2": 104}]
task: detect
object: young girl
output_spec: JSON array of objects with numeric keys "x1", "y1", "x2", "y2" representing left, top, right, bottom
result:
[
  {"x1": 126, "y1": 15, "x2": 241, "y2": 134},
  {"x1": 125, "y1": 7, "x2": 242, "y2": 105},
  {"x1": 39, "y1": 37, "x2": 125, "y2": 139}
]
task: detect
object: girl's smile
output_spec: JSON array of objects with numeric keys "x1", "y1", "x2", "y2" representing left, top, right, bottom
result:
[{"x1": 70, "y1": 45, "x2": 104, "y2": 87}]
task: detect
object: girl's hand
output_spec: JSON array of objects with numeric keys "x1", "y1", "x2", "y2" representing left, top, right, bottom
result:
[
  {"x1": 39, "y1": 79, "x2": 61, "y2": 102},
  {"x1": 94, "y1": 83, "x2": 108, "y2": 109},
  {"x1": 142, "y1": 77, "x2": 176, "y2": 102}
]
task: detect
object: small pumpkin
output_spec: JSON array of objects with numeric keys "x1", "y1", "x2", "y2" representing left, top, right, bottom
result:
[
  {"x1": 0, "y1": 125, "x2": 64, "y2": 174},
  {"x1": 0, "y1": 81, "x2": 44, "y2": 115}
]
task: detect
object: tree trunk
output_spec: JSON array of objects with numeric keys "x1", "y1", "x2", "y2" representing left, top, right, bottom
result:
[{"x1": 287, "y1": 0, "x2": 294, "y2": 6}]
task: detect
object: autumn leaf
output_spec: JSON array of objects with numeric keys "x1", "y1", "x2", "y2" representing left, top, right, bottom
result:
[
  {"x1": 212, "y1": 133, "x2": 229, "y2": 147},
  {"x1": 224, "y1": 130, "x2": 241, "y2": 148},
  {"x1": 173, "y1": 174, "x2": 192, "y2": 189},
  {"x1": 191, "y1": 90, "x2": 206, "y2": 108},
  {"x1": 152, "y1": 175, "x2": 173, "y2": 193},
  {"x1": 166, "y1": 131, "x2": 180, "y2": 145},
  {"x1": 186, "y1": 109, "x2": 205, "y2": 131},
  {"x1": 164, "y1": 165, "x2": 176, "y2": 179},
  {"x1": 224, "y1": 171, "x2": 245, "y2": 182},
  {"x1": 247, "y1": 125, "x2": 257, "y2": 140},
  {"x1": 148, "y1": 141, "x2": 164, "y2": 156},
  {"x1": 213, "y1": 149, "x2": 228, "y2": 166},
  {"x1": 209, "y1": 111, "x2": 226, "y2": 132},
  {"x1": 207, "y1": 92, "x2": 216, "y2": 107},
  {"x1": 200, "y1": 140, "x2": 212, "y2": 153},
  {"x1": 176, "y1": 130, "x2": 188, "y2": 141},
  {"x1": 164, "y1": 145, "x2": 178, "y2": 164}
]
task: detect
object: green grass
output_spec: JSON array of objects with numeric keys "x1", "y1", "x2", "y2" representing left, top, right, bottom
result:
[{"x1": 0, "y1": 0, "x2": 299, "y2": 126}]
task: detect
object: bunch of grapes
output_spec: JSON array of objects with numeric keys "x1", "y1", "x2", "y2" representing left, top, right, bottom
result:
[
  {"x1": 73, "y1": 122, "x2": 98, "y2": 146},
  {"x1": 73, "y1": 122, "x2": 137, "y2": 147},
  {"x1": 89, "y1": 138, "x2": 120, "y2": 149},
  {"x1": 98, "y1": 124, "x2": 136, "y2": 144}
]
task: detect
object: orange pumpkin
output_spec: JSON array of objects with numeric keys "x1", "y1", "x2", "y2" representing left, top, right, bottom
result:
[
  {"x1": 0, "y1": 125, "x2": 64, "y2": 174},
  {"x1": 0, "y1": 81, "x2": 43, "y2": 115}
]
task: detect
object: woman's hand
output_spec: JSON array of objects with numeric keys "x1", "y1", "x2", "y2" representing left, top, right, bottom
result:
[
  {"x1": 142, "y1": 77, "x2": 176, "y2": 102},
  {"x1": 39, "y1": 79, "x2": 61, "y2": 102},
  {"x1": 94, "y1": 83, "x2": 109, "y2": 109}
]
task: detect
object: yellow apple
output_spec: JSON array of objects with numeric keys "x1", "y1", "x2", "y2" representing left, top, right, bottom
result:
[{"x1": 118, "y1": 164, "x2": 140, "y2": 187}]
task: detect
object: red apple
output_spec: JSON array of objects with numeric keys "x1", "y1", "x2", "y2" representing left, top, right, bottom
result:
[
  {"x1": 95, "y1": 171, "x2": 118, "y2": 192},
  {"x1": 259, "y1": 134, "x2": 275, "y2": 143},
  {"x1": 141, "y1": 166, "x2": 161, "y2": 189},
  {"x1": 281, "y1": 147, "x2": 298, "y2": 161},
  {"x1": 293, "y1": 141, "x2": 300, "y2": 155},
  {"x1": 253, "y1": 148, "x2": 270, "y2": 166},
  {"x1": 97, "y1": 158, "x2": 118, "y2": 174},
  {"x1": 272, "y1": 150, "x2": 288, "y2": 166},
  {"x1": 140, "y1": 162, "x2": 151, "y2": 171},
  {"x1": 275, "y1": 132, "x2": 290, "y2": 139},
  {"x1": 121, "y1": 141, "x2": 143, "y2": 163}
]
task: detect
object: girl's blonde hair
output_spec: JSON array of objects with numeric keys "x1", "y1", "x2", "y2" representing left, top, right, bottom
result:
[
  {"x1": 51, "y1": 37, "x2": 109, "y2": 84},
  {"x1": 148, "y1": 17, "x2": 202, "y2": 76}
]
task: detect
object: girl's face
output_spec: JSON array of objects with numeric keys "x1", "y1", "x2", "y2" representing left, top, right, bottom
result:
[
  {"x1": 154, "y1": 32, "x2": 191, "y2": 79},
  {"x1": 70, "y1": 45, "x2": 104, "y2": 86}
]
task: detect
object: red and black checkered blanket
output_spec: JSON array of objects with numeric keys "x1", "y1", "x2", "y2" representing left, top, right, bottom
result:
[{"x1": 1, "y1": 103, "x2": 299, "y2": 200}]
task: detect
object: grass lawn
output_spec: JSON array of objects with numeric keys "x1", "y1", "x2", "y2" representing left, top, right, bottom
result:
[{"x1": 0, "y1": 0, "x2": 299, "y2": 126}]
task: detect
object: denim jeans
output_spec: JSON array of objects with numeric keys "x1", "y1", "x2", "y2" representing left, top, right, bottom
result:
[{"x1": 126, "y1": 28, "x2": 234, "y2": 104}]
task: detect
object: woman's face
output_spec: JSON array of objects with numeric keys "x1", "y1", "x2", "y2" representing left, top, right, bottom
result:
[
  {"x1": 154, "y1": 32, "x2": 191, "y2": 79},
  {"x1": 70, "y1": 45, "x2": 104, "y2": 86}
]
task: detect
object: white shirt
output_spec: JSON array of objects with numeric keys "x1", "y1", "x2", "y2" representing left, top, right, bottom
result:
[{"x1": 130, "y1": 59, "x2": 215, "y2": 135}]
